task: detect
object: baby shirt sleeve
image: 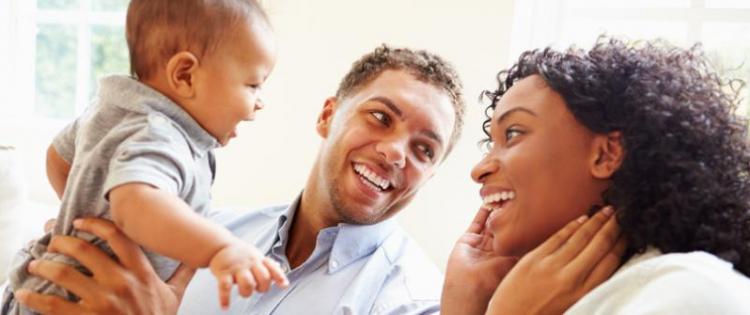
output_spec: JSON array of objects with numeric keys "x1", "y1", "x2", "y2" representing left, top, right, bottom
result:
[
  {"x1": 52, "y1": 117, "x2": 81, "y2": 164},
  {"x1": 103, "y1": 114, "x2": 193, "y2": 198}
]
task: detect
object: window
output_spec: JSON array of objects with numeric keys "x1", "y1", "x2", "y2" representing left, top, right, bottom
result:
[
  {"x1": 34, "y1": 0, "x2": 129, "y2": 119},
  {"x1": 510, "y1": 0, "x2": 750, "y2": 116}
]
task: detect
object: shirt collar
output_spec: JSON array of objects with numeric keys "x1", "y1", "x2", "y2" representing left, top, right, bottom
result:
[
  {"x1": 274, "y1": 193, "x2": 398, "y2": 273},
  {"x1": 98, "y1": 75, "x2": 219, "y2": 155}
]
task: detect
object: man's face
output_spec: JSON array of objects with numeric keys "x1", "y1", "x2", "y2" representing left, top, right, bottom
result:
[{"x1": 316, "y1": 70, "x2": 455, "y2": 225}]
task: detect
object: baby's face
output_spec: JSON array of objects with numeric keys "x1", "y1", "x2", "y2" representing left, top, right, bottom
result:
[{"x1": 192, "y1": 19, "x2": 277, "y2": 146}]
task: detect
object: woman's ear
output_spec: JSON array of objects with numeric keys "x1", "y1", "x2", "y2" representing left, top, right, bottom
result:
[
  {"x1": 316, "y1": 97, "x2": 338, "y2": 138},
  {"x1": 165, "y1": 51, "x2": 200, "y2": 99},
  {"x1": 591, "y1": 131, "x2": 624, "y2": 179}
]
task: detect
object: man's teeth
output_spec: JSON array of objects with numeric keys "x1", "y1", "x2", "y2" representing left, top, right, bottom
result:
[
  {"x1": 482, "y1": 191, "x2": 515, "y2": 211},
  {"x1": 354, "y1": 163, "x2": 391, "y2": 191}
]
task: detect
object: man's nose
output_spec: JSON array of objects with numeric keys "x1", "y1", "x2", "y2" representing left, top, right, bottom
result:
[{"x1": 376, "y1": 137, "x2": 407, "y2": 169}]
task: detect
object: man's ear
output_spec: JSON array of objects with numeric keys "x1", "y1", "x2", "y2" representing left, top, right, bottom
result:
[
  {"x1": 165, "y1": 51, "x2": 200, "y2": 99},
  {"x1": 590, "y1": 131, "x2": 624, "y2": 179},
  {"x1": 316, "y1": 97, "x2": 338, "y2": 138}
]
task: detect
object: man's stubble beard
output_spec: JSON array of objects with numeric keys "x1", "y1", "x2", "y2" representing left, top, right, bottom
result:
[{"x1": 328, "y1": 181, "x2": 383, "y2": 226}]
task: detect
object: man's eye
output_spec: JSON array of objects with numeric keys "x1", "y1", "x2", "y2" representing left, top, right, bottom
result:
[
  {"x1": 371, "y1": 111, "x2": 391, "y2": 125},
  {"x1": 416, "y1": 143, "x2": 435, "y2": 161}
]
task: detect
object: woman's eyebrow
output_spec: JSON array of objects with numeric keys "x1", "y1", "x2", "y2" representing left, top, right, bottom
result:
[{"x1": 496, "y1": 107, "x2": 537, "y2": 126}]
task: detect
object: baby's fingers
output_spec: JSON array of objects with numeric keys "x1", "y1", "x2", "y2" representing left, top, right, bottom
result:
[
  {"x1": 263, "y1": 258, "x2": 290, "y2": 289},
  {"x1": 235, "y1": 269, "x2": 257, "y2": 298},
  {"x1": 217, "y1": 273, "x2": 233, "y2": 310},
  {"x1": 251, "y1": 262, "x2": 272, "y2": 292}
]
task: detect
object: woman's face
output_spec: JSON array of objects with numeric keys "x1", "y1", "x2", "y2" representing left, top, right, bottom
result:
[{"x1": 471, "y1": 75, "x2": 613, "y2": 257}]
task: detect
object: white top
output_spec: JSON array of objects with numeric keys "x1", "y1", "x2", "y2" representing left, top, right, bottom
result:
[{"x1": 567, "y1": 248, "x2": 750, "y2": 314}]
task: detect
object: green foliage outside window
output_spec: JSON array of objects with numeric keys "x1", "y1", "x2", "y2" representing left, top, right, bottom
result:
[
  {"x1": 34, "y1": 25, "x2": 77, "y2": 118},
  {"x1": 90, "y1": 26, "x2": 129, "y2": 98}
]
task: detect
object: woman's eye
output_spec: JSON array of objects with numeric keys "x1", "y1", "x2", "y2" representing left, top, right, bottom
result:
[
  {"x1": 371, "y1": 111, "x2": 391, "y2": 125},
  {"x1": 505, "y1": 128, "x2": 524, "y2": 141}
]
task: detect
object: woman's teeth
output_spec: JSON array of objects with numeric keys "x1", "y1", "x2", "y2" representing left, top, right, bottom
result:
[{"x1": 482, "y1": 191, "x2": 515, "y2": 212}]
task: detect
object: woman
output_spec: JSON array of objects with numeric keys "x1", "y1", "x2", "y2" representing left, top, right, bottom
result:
[{"x1": 465, "y1": 37, "x2": 750, "y2": 314}]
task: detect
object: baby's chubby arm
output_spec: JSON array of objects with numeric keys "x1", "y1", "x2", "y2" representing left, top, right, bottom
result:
[
  {"x1": 46, "y1": 145, "x2": 71, "y2": 199},
  {"x1": 108, "y1": 183, "x2": 288, "y2": 308},
  {"x1": 109, "y1": 183, "x2": 231, "y2": 268}
]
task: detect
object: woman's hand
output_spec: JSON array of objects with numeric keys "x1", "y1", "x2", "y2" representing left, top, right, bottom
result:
[
  {"x1": 441, "y1": 207, "x2": 519, "y2": 315},
  {"x1": 15, "y1": 217, "x2": 195, "y2": 315},
  {"x1": 486, "y1": 207, "x2": 626, "y2": 315}
]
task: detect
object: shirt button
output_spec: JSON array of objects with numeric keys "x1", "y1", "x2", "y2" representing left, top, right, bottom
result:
[
  {"x1": 282, "y1": 264, "x2": 290, "y2": 273},
  {"x1": 330, "y1": 260, "x2": 339, "y2": 269}
]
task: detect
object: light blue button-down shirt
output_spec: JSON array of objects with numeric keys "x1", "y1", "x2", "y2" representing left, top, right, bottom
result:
[{"x1": 178, "y1": 195, "x2": 443, "y2": 315}]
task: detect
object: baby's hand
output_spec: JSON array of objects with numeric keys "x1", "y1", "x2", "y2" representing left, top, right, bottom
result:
[{"x1": 209, "y1": 241, "x2": 289, "y2": 309}]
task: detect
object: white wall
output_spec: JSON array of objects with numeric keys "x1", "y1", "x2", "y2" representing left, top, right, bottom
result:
[
  {"x1": 212, "y1": 0, "x2": 515, "y2": 269},
  {"x1": 2, "y1": 0, "x2": 516, "y2": 271}
]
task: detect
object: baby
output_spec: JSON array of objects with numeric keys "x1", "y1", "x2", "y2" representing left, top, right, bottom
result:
[{"x1": 2, "y1": 0, "x2": 287, "y2": 313}]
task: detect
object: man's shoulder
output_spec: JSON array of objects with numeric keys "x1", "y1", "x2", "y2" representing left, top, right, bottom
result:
[
  {"x1": 381, "y1": 227, "x2": 441, "y2": 274},
  {"x1": 370, "y1": 227, "x2": 443, "y2": 313},
  {"x1": 219, "y1": 204, "x2": 288, "y2": 234}
]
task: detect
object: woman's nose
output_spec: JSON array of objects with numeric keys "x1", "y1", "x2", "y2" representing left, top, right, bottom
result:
[{"x1": 471, "y1": 155, "x2": 499, "y2": 183}]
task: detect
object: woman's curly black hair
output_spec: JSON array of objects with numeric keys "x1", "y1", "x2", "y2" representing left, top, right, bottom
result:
[{"x1": 482, "y1": 36, "x2": 750, "y2": 276}]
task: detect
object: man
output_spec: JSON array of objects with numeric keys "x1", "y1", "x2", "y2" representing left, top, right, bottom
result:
[
  {"x1": 12, "y1": 45, "x2": 622, "y2": 315},
  {"x1": 16, "y1": 45, "x2": 465, "y2": 314}
]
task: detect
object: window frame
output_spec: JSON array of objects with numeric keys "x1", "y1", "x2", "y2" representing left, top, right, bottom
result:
[{"x1": 509, "y1": 0, "x2": 750, "y2": 116}]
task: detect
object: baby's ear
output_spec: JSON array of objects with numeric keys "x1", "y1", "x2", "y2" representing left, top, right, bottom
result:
[
  {"x1": 166, "y1": 51, "x2": 200, "y2": 98},
  {"x1": 316, "y1": 97, "x2": 338, "y2": 138},
  {"x1": 590, "y1": 131, "x2": 624, "y2": 179}
]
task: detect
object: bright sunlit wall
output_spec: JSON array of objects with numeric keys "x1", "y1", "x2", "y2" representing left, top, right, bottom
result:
[{"x1": 1, "y1": 0, "x2": 748, "y2": 273}]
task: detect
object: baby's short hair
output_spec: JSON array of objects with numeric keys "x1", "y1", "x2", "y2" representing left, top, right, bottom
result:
[{"x1": 126, "y1": 0, "x2": 268, "y2": 80}]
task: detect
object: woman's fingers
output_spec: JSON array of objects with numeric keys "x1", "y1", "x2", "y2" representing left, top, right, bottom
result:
[
  {"x1": 567, "y1": 213, "x2": 621, "y2": 279},
  {"x1": 581, "y1": 234, "x2": 627, "y2": 291},
  {"x1": 15, "y1": 289, "x2": 94, "y2": 315},
  {"x1": 553, "y1": 207, "x2": 614, "y2": 262},
  {"x1": 25, "y1": 260, "x2": 99, "y2": 302},
  {"x1": 528, "y1": 214, "x2": 588, "y2": 257},
  {"x1": 71, "y1": 218, "x2": 155, "y2": 280},
  {"x1": 466, "y1": 207, "x2": 491, "y2": 234}
]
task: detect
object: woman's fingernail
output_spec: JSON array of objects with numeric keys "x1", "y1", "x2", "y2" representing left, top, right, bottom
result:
[
  {"x1": 603, "y1": 206, "x2": 614, "y2": 216},
  {"x1": 73, "y1": 219, "x2": 83, "y2": 228},
  {"x1": 577, "y1": 215, "x2": 588, "y2": 223}
]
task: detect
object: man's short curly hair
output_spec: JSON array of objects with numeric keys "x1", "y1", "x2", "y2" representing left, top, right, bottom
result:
[
  {"x1": 336, "y1": 45, "x2": 466, "y2": 157},
  {"x1": 483, "y1": 36, "x2": 750, "y2": 276}
]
